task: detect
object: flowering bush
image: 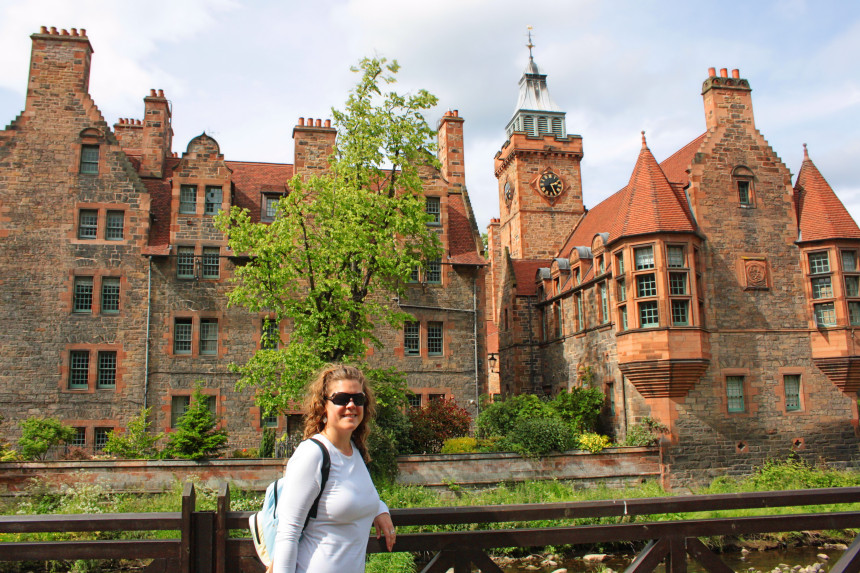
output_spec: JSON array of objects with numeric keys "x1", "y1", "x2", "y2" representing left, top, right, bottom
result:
[
  {"x1": 577, "y1": 432, "x2": 612, "y2": 453},
  {"x1": 408, "y1": 399, "x2": 471, "y2": 454}
]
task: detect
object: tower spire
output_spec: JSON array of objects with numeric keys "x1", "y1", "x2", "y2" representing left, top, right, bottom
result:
[{"x1": 527, "y1": 26, "x2": 534, "y2": 61}]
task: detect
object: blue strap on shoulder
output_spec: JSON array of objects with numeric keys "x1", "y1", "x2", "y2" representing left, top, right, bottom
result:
[{"x1": 270, "y1": 437, "x2": 331, "y2": 530}]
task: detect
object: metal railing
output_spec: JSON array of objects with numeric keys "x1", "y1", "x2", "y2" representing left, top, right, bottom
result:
[{"x1": 2, "y1": 483, "x2": 860, "y2": 573}]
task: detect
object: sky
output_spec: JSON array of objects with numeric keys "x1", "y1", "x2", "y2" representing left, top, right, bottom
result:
[{"x1": 1, "y1": 0, "x2": 858, "y2": 233}]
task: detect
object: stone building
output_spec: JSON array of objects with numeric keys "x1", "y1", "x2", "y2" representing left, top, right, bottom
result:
[
  {"x1": 0, "y1": 28, "x2": 486, "y2": 451},
  {"x1": 487, "y1": 53, "x2": 860, "y2": 483}
]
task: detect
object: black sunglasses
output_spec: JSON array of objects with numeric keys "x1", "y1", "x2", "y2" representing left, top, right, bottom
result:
[{"x1": 326, "y1": 392, "x2": 366, "y2": 407}]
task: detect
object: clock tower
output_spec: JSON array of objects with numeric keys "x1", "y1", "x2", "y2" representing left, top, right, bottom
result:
[{"x1": 494, "y1": 43, "x2": 584, "y2": 260}]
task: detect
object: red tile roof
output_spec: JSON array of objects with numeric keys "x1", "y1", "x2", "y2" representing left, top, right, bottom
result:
[
  {"x1": 511, "y1": 259, "x2": 553, "y2": 296},
  {"x1": 141, "y1": 156, "x2": 179, "y2": 254},
  {"x1": 447, "y1": 192, "x2": 486, "y2": 266},
  {"x1": 795, "y1": 148, "x2": 860, "y2": 242},
  {"x1": 660, "y1": 133, "x2": 705, "y2": 186}
]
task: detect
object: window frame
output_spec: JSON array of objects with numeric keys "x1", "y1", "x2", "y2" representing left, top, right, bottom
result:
[
  {"x1": 179, "y1": 185, "x2": 197, "y2": 214},
  {"x1": 638, "y1": 300, "x2": 659, "y2": 328},
  {"x1": 202, "y1": 247, "x2": 220, "y2": 280},
  {"x1": 79, "y1": 144, "x2": 99, "y2": 175},
  {"x1": 261, "y1": 318, "x2": 279, "y2": 350},
  {"x1": 426, "y1": 259, "x2": 442, "y2": 284},
  {"x1": 100, "y1": 277, "x2": 120, "y2": 314},
  {"x1": 199, "y1": 318, "x2": 219, "y2": 355},
  {"x1": 105, "y1": 210, "x2": 124, "y2": 241},
  {"x1": 427, "y1": 321, "x2": 443, "y2": 356},
  {"x1": 784, "y1": 374, "x2": 801, "y2": 412},
  {"x1": 177, "y1": 247, "x2": 196, "y2": 279},
  {"x1": 425, "y1": 196, "x2": 441, "y2": 225},
  {"x1": 96, "y1": 350, "x2": 117, "y2": 389},
  {"x1": 726, "y1": 375, "x2": 746, "y2": 413},
  {"x1": 174, "y1": 318, "x2": 193, "y2": 355},
  {"x1": 634, "y1": 246, "x2": 655, "y2": 270},
  {"x1": 73, "y1": 276, "x2": 94, "y2": 314},
  {"x1": 78, "y1": 209, "x2": 98, "y2": 239},
  {"x1": 171, "y1": 395, "x2": 191, "y2": 428},
  {"x1": 404, "y1": 321, "x2": 420, "y2": 356},
  {"x1": 69, "y1": 350, "x2": 90, "y2": 390},
  {"x1": 204, "y1": 185, "x2": 222, "y2": 215}
]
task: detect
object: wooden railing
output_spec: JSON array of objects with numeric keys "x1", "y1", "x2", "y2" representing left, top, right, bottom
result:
[{"x1": 2, "y1": 484, "x2": 860, "y2": 573}]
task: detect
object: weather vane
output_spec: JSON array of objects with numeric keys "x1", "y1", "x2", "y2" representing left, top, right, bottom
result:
[{"x1": 526, "y1": 26, "x2": 534, "y2": 59}]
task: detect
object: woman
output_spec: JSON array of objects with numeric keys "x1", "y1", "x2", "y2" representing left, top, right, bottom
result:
[{"x1": 271, "y1": 364, "x2": 396, "y2": 573}]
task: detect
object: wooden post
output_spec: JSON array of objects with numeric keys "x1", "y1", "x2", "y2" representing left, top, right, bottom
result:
[
  {"x1": 180, "y1": 482, "x2": 195, "y2": 573},
  {"x1": 194, "y1": 511, "x2": 215, "y2": 573},
  {"x1": 215, "y1": 482, "x2": 229, "y2": 573}
]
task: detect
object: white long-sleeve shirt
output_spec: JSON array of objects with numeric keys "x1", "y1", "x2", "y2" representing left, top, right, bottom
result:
[{"x1": 272, "y1": 434, "x2": 388, "y2": 573}]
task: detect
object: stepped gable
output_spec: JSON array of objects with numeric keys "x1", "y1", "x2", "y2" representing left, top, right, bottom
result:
[
  {"x1": 226, "y1": 161, "x2": 293, "y2": 221},
  {"x1": 608, "y1": 133, "x2": 696, "y2": 241},
  {"x1": 511, "y1": 259, "x2": 552, "y2": 296},
  {"x1": 141, "y1": 156, "x2": 180, "y2": 255},
  {"x1": 447, "y1": 193, "x2": 486, "y2": 265},
  {"x1": 794, "y1": 145, "x2": 860, "y2": 242}
]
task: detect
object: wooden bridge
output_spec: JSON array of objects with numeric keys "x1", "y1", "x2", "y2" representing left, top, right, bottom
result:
[{"x1": 2, "y1": 483, "x2": 860, "y2": 573}]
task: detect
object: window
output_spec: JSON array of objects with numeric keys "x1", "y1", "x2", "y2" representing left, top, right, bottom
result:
[
  {"x1": 177, "y1": 247, "x2": 195, "y2": 279},
  {"x1": 200, "y1": 319, "x2": 219, "y2": 355},
  {"x1": 94, "y1": 428, "x2": 110, "y2": 452},
  {"x1": 842, "y1": 250, "x2": 857, "y2": 272},
  {"x1": 426, "y1": 196, "x2": 441, "y2": 224},
  {"x1": 262, "y1": 195, "x2": 280, "y2": 222},
  {"x1": 574, "y1": 268, "x2": 581, "y2": 285},
  {"x1": 634, "y1": 246, "x2": 654, "y2": 270},
  {"x1": 669, "y1": 273, "x2": 688, "y2": 295},
  {"x1": 784, "y1": 375, "x2": 801, "y2": 411},
  {"x1": 408, "y1": 394, "x2": 421, "y2": 409},
  {"x1": 404, "y1": 322, "x2": 420, "y2": 356},
  {"x1": 78, "y1": 209, "x2": 98, "y2": 239},
  {"x1": 850, "y1": 302, "x2": 860, "y2": 326},
  {"x1": 71, "y1": 427, "x2": 86, "y2": 448},
  {"x1": 606, "y1": 382, "x2": 615, "y2": 417},
  {"x1": 73, "y1": 276, "x2": 93, "y2": 313},
  {"x1": 619, "y1": 305, "x2": 628, "y2": 331},
  {"x1": 737, "y1": 180, "x2": 751, "y2": 205},
  {"x1": 206, "y1": 395, "x2": 217, "y2": 417},
  {"x1": 808, "y1": 252, "x2": 830, "y2": 274},
  {"x1": 97, "y1": 351, "x2": 116, "y2": 388},
  {"x1": 671, "y1": 300, "x2": 689, "y2": 326},
  {"x1": 846, "y1": 276, "x2": 860, "y2": 297},
  {"x1": 639, "y1": 301, "x2": 659, "y2": 328},
  {"x1": 101, "y1": 277, "x2": 120, "y2": 314},
  {"x1": 555, "y1": 302, "x2": 564, "y2": 335},
  {"x1": 171, "y1": 396, "x2": 191, "y2": 427},
  {"x1": 667, "y1": 246, "x2": 685, "y2": 268},
  {"x1": 180, "y1": 185, "x2": 197, "y2": 214},
  {"x1": 599, "y1": 283, "x2": 609, "y2": 324},
  {"x1": 261, "y1": 319, "x2": 279, "y2": 350},
  {"x1": 80, "y1": 144, "x2": 99, "y2": 174},
  {"x1": 428, "y1": 393, "x2": 445, "y2": 402},
  {"x1": 637, "y1": 274, "x2": 657, "y2": 298},
  {"x1": 814, "y1": 302, "x2": 836, "y2": 327},
  {"x1": 426, "y1": 259, "x2": 442, "y2": 284},
  {"x1": 615, "y1": 252, "x2": 625, "y2": 274},
  {"x1": 261, "y1": 411, "x2": 278, "y2": 428},
  {"x1": 811, "y1": 277, "x2": 833, "y2": 299},
  {"x1": 726, "y1": 376, "x2": 745, "y2": 412},
  {"x1": 576, "y1": 294, "x2": 584, "y2": 330},
  {"x1": 105, "y1": 211, "x2": 124, "y2": 240},
  {"x1": 617, "y1": 279, "x2": 627, "y2": 302},
  {"x1": 427, "y1": 322, "x2": 443, "y2": 356},
  {"x1": 204, "y1": 186, "x2": 222, "y2": 215},
  {"x1": 202, "y1": 248, "x2": 220, "y2": 279},
  {"x1": 174, "y1": 318, "x2": 192, "y2": 354},
  {"x1": 69, "y1": 350, "x2": 89, "y2": 389},
  {"x1": 409, "y1": 267, "x2": 420, "y2": 283},
  {"x1": 598, "y1": 256, "x2": 605, "y2": 274}
]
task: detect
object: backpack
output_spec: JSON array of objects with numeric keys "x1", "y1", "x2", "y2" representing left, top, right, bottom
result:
[{"x1": 248, "y1": 437, "x2": 331, "y2": 567}]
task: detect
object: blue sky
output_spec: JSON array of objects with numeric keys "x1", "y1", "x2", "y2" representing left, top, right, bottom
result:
[{"x1": 1, "y1": 0, "x2": 858, "y2": 232}]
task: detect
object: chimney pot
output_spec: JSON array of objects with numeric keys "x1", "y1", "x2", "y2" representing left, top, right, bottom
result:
[
  {"x1": 298, "y1": 117, "x2": 305, "y2": 126},
  {"x1": 731, "y1": 69, "x2": 740, "y2": 79},
  {"x1": 708, "y1": 67, "x2": 716, "y2": 77},
  {"x1": 158, "y1": 89, "x2": 164, "y2": 97},
  {"x1": 720, "y1": 68, "x2": 728, "y2": 78},
  {"x1": 325, "y1": 119, "x2": 331, "y2": 128},
  {"x1": 150, "y1": 89, "x2": 157, "y2": 97},
  {"x1": 308, "y1": 117, "x2": 313, "y2": 126},
  {"x1": 71, "y1": 28, "x2": 78, "y2": 36},
  {"x1": 316, "y1": 119, "x2": 322, "y2": 127},
  {"x1": 50, "y1": 27, "x2": 57, "y2": 34},
  {"x1": 40, "y1": 26, "x2": 47, "y2": 33},
  {"x1": 80, "y1": 29, "x2": 86, "y2": 36},
  {"x1": 454, "y1": 109, "x2": 459, "y2": 117},
  {"x1": 61, "y1": 28, "x2": 69, "y2": 36}
]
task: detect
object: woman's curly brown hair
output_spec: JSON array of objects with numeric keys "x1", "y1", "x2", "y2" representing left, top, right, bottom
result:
[{"x1": 302, "y1": 364, "x2": 376, "y2": 462}]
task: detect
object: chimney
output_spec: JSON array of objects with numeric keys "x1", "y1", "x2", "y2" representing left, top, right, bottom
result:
[
  {"x1": 701, "y1": 67, "x2": 754, "y2": 131},
  {"x1": 437, "y1": 110, "x2": 466, "y2": 188},
  {"x1": 26, "y1": 27, "x2": 94, "y2": 111},
  {"x1": 139, "y1": 89, "x2": 173, "y2": 178},
  {"x1": 292, "y1": 116, "x2": 337, "y2": 177}
]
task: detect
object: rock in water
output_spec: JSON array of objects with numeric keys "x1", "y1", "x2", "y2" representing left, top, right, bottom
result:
[{"x1": 583, "y1": 554, "x2": 608, "y2": 562}]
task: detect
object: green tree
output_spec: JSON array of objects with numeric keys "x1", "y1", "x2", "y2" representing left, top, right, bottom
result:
[
  {"x1": 17, "y1": 417, "x2": 76, "y2": 461},
  {"x1": 215, "y1": 57, "x2": 442, "y2": 412},
  {"x1": 163, "y1": 386, "x2": 228, "y2": 460},
  {"x1": 103, "y1": 407, "x2": 163, "y2": 459}
]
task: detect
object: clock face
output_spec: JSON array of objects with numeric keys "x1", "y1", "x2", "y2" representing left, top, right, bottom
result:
[
  {"x1": 539, "y1": 172, "x2": 564, "y2": 197},
  {"x1": 504, "y1": 181, "x2": 513, "y2": 203}
]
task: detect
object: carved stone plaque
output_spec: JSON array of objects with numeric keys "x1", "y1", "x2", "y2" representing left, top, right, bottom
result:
[{"x1": 744, "y1": 259, "x2": 768, "y2": 290}]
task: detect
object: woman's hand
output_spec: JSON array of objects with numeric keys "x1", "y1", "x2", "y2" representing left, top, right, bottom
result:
[{"x1": 373, "y1": 512, "x2": 396, "y2": 552}]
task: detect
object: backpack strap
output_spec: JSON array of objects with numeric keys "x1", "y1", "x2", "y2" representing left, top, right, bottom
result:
[{"x1": 303, "y1": 437, "x2": 331, "y2": 529}]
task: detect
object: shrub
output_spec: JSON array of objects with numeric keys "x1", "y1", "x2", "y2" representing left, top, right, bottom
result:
[
  {"x1": 624, "y1": 416, "x2": 668, "y2": 447},
  {"x1": 408, "y1": 399, "x2": 471, "y2": 454},
  {"x1": 163, "y1": 385, "x2": 228, "y2": 460},
  {"x1": 61, "y1": 447, "x2": 93, "y2": 461},
  {"x1": 441, "y1": 436, "x2": 478, "y2": 454},
  {"x1": 367, "y1": 426, "x2": 399, "y2": 484},
  {"x1": 258, "y1": 427, "x2": 276, "y2": 458},
  {"x1": 476, "y1": 394, "x2": 554, "y2": 438},
  {"x1": 505, "y1": 417, "x2": 576, "y2": 457},
  {"x1": 103, "y1": 407, "x2": 162, "y2": 459},
  {"x1": 550, "y1": 387, "x2": 604, "y2": 433},
  {"x1": 578, "y1": 432, "x2": 612, "y2": 454},
  {"x1": 18, "y1": 417, "x2": 77, "y2": 460},
  {"x1": 364, "y1": 367, "x2": 413, "y2": 482}
]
